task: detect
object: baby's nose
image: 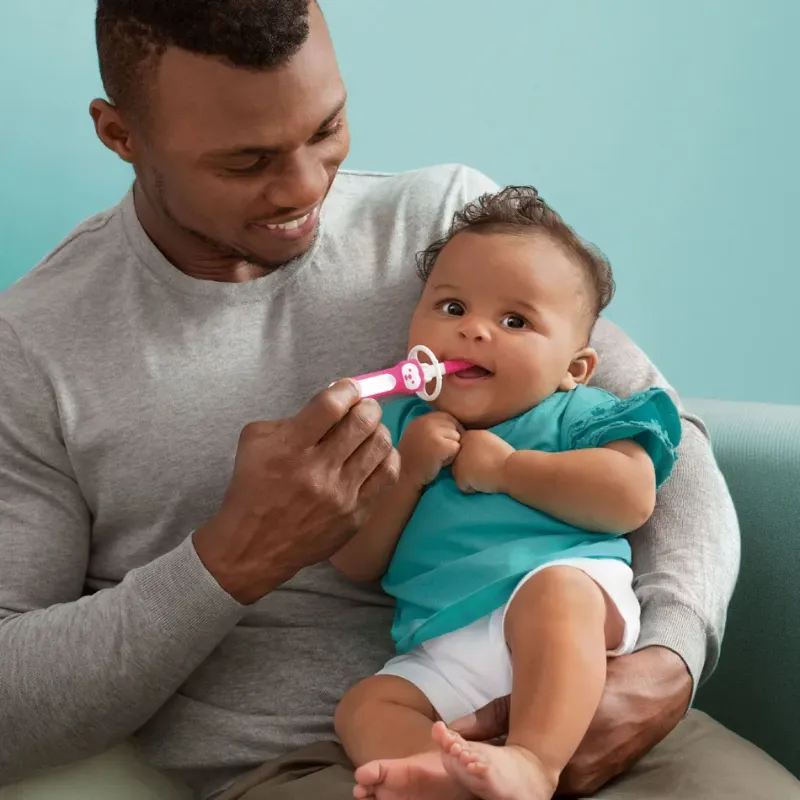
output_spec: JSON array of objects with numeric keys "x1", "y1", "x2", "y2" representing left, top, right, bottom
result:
[{"x1": 457, "y1": 317, "x2": 492, "y2": 342}]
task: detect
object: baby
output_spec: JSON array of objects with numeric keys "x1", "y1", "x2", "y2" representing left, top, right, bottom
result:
[{"x1": 331, "y1": 186, "x2": 681, "y2": 800}]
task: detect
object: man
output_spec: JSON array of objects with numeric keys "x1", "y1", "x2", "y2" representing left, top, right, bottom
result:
[{"x1": 0, "y1": 1, "x2": 796, "y2": 799}]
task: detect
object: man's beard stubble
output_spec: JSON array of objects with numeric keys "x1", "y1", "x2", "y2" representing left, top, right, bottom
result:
[{"x1": 150, "y1": 169, "x2": 301, "y2": 273}]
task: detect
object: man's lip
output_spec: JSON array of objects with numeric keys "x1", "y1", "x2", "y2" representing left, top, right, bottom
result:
[{"x1": 251, "y1": 206, "x2": 320, "y2": 240}]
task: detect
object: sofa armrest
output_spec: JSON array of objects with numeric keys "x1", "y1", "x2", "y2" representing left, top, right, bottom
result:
[{"x1": 688, "y1": 398, "x2": 800, "y2": 778}]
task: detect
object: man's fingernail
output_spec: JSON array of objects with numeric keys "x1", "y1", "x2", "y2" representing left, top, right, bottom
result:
[
  {"x1": 361, "y1": 398, "x2": 382, "y2": 420},
  {"x1": 334, "y1": 379, "x2": 360, "y2": 399}
]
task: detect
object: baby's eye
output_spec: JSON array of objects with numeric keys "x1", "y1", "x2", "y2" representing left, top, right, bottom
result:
[
  {"x1": 438, "y1": 300, "x2": 466, "y2": 317},
  {"x1": 501, "y1": 314, "x2": 528, "y2": 330}
]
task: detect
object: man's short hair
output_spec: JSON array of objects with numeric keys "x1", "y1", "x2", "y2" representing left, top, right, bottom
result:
[{"x1": 96, "y1": 0, "x2": 312, "y2": 119}]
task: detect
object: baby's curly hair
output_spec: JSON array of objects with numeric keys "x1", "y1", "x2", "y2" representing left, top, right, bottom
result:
[{"x1": 417, "y1": 186, "x2": 615, "y2": 325}]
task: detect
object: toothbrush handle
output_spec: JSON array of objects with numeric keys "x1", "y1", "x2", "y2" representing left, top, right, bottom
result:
[
  {"x1": 351, "y1": 361, "x2": 425, "y2": 399},
  {"x1": 350, "y1": 366, "x2": 401, "y2": 399},
  {"x1": 344, "y1": 359, "x2": 472, "y2": 399}
]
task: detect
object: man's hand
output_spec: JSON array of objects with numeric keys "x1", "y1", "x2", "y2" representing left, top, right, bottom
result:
[
  {"x1": 193, "y1": 380, "x2": 400, "y2": 605},
  {"x1": 558, "y1": 646, "x2": 692, "y2": 795},
  {"x1": 451, "y1": 429, "x2": 515, "y2": 494},
  {"x1": 450, "y1": 647, "x2": 692, "y2": 795},
  {"x1": 398, "y1": 412, "x2": 463, "y2": 489}
]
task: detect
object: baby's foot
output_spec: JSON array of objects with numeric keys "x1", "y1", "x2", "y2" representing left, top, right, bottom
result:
[
  {"x1": 432, "y1": 721, "x2": 558, "y2": 800},
  {"x1": 353, "y1": 750, "x2": 470, "y2": 800}
]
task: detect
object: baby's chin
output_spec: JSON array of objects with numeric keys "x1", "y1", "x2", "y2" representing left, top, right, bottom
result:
[
  {"x1": 432, "y1": 385, "x2": 554, "y2": 428},
  {"x1": 430, "y1": 395, "x2": 499, "y2": 430}
]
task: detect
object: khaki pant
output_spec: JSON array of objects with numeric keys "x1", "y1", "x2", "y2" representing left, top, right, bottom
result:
[{"x1": 218, "y1": 711, "x2": 800, "y2": 800}]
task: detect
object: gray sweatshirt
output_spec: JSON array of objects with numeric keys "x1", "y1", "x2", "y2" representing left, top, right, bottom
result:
[{"x1": 0, "y1": 165, "x2": 739, "y2": 798}]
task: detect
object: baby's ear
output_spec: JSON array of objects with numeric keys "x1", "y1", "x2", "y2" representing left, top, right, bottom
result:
[{"x1": 558, "y1": 347, "x2": 598, "y2": 391}]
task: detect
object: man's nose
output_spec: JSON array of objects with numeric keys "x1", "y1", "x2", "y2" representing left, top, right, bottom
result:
[
  {"x1": 457, "y1": 316, "x2": 492, "y2": 342},
  {"x1": 269, "y1": 148, "x2": 329, "y2": 211}
]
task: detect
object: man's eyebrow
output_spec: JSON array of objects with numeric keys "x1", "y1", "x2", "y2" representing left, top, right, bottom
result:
[
  {"x1": 316, "y1": 98, "x2": 347, "y2": 133},
  {"x1": 204, "y1": 97, "x2": 347, "y2": 159}
]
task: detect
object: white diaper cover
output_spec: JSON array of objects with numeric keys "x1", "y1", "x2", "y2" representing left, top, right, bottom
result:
[{"x1": 377, "y1": 558, "x2": 641, "y2": 723}]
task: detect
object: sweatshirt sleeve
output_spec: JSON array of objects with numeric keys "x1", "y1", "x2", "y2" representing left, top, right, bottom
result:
[
  {"x1": 589, "y1": 318, "x2": 740, "y2": 692},
  {"x1": 0, "y1": 319, "x2": 244, "y2": 782}
]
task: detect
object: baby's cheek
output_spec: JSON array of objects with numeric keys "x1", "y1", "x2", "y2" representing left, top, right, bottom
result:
[
  {"x1": 503, "y1": 362, "x2": 541, "y2": 399},
  {"x1": 406, "y1": 309, "x2": 438, "y2": 351}
]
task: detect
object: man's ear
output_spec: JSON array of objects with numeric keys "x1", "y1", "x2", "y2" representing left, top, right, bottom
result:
[
  {"x1": 558, "y1": 347, "x2": 598, "y2": 391},
  {"x1": 89, "y1": 99, "x2": 136, "y2": 164}
]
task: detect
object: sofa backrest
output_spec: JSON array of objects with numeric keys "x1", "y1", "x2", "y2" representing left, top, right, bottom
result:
[{"x1": 690, "y1": 398, "x2": 800, "y2": 777}]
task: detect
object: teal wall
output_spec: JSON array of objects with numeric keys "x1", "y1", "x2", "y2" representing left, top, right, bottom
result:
[
  {"x1": 0, "y1": 5, "x2": 131, "y2": 274},
  {"x1": 1, "y1": 1, "x2": 797, "y2": 404}
]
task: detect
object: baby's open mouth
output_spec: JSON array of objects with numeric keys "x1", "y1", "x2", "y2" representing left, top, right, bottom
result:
[{"x1": 453, "y1": 365, "x2": 493, "y2": 379}]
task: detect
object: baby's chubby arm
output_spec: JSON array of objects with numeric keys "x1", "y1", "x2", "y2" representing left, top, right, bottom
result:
[
  {"x1": 329, "y1": 477, "x2": 424, "y2": 582},
  {"x1": 331, "y1": 412, "x2": 463, "y2": 581},
  {"x1": 452, "y1": 430, "x2": 655, "y2": 534}
]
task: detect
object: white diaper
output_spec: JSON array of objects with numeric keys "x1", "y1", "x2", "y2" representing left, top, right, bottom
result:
[{"x1": 377, "y1": 558, "x2": 640, "y2": 723}]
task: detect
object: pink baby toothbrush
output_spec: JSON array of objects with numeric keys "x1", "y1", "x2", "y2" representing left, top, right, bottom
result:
[{"x1": 335, "y1": 345, "x2": 472, "y2": 402}]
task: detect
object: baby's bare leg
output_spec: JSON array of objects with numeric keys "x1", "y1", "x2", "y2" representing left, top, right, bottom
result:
[
  {"x1": 335, "y1": 675, "x2": 438, "y2": 765},
  {"x1": 437, "y1": 565, "x2": 624, "y2": 800},
  {"x1": 336, "y1": 675, "x2": 469, "y2": 800},
  {"x1": 506, "y1": 565, "x2": 622, "y2": 769}
]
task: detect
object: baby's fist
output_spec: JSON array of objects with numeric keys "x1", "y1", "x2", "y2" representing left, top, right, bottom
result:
[
  {"x1": 399, "y1": 412, "x2": 463, "y2": 488},
  {"x1": 452, "y1": 429, "x2": 515, "y2": 495}
]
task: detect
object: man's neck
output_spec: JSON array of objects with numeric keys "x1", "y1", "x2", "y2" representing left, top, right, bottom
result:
[{"x1": 132, "y1": 183, "x2": 272, "y2": 283}]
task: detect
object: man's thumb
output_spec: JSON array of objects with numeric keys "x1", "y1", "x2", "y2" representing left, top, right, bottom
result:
[
  {"x1": 449, "y1": 696, "x2": 509, "y2": 742},
  {"x1": 449, "y1": 713, "x2": 478, "y2": 735}
]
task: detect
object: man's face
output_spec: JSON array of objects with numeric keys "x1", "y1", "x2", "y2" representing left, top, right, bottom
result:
[{"x1": 133, "y1": 4, "x2": 348, "y2": 269}]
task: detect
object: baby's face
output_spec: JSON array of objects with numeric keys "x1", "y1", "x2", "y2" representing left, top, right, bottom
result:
[{"x1": 408, "y1": 230, "x2": 592, "y2": 428}]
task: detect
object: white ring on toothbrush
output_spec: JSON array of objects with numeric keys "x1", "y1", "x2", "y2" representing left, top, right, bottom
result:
[{"x1": 408, "y1": 345, "x2": 443, "y2": 402}]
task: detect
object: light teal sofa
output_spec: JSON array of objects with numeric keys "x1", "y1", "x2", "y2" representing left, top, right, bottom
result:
[
  {"x1": 691, "y1": 398, "x2": 800, "y2": 779},
  {"x1": 1, "y1": 397, "x2": 798, "y2": 799}
]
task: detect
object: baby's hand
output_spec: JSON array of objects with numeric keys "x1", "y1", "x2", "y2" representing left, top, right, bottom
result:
[
  {"x1": 452, "y1": 430, "x2": 516, "y2": 495},
  {"x1": 399, "y1": 412, "x2": 463, "y2": 488}
]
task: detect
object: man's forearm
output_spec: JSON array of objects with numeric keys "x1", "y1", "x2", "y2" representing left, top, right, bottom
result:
[
  {"x1": 631, "y1": 418, "x2": 739, "y2": 689},
  {"x1": 0, "y1": 537, "x2": 243, "y2": 784},
  {"x1": 590, "y1": 318, "x2": 740, "y2": 690}
]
